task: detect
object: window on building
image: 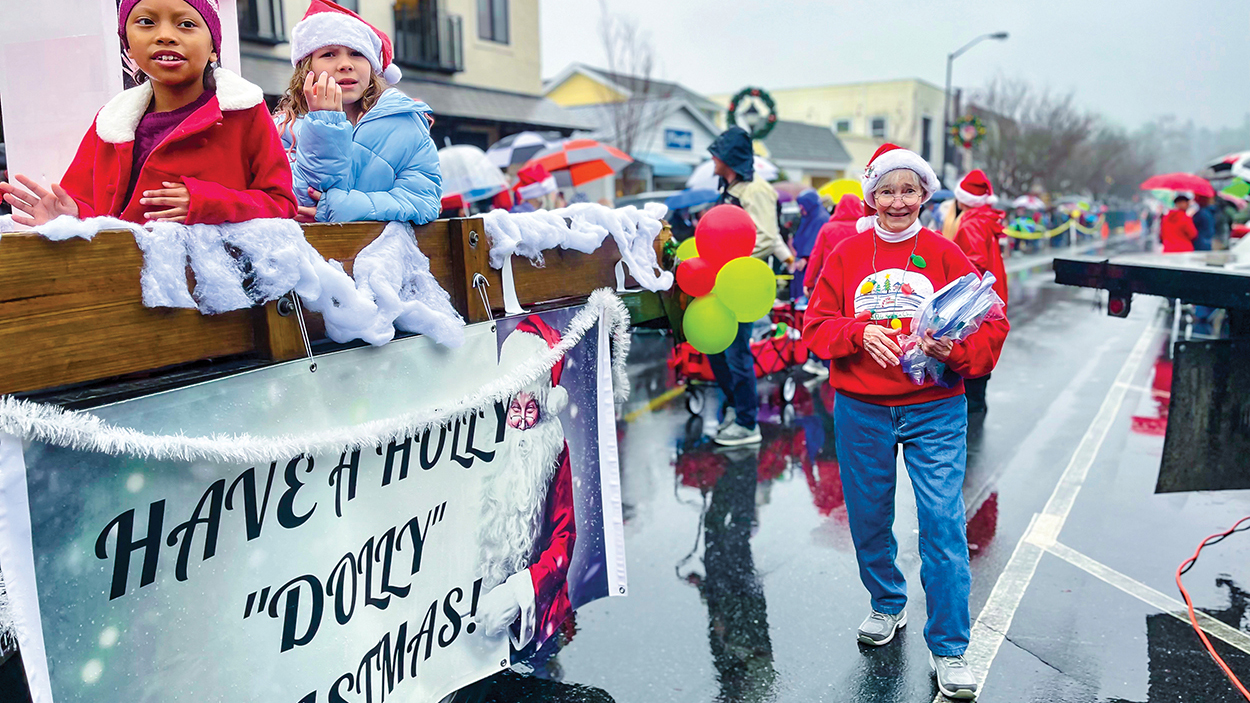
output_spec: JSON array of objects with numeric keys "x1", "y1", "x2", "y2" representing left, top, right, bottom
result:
[
  {"x1": 870, "y1": 117, "x2": 887, "y2": 139},
  {"x1": 834, "y1": 119, "x2": 852, "y2": 134},
  {"x1": 477, "y1": 0, "x2": 509, "y2": 44},
  {"x1": 337, "y1": 0, "x2": 359, "y2": 10},
  {"x1": 237, "y1": 0, "x2": 285, "y2": 43},
  {"x1": 921, "y1": 116, "x2": 932, "y2": 161}
]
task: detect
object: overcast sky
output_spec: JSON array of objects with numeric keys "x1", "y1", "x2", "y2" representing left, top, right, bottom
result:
[{"x1": 540, "y1": 0, "x2": 1246, "y2": 131}]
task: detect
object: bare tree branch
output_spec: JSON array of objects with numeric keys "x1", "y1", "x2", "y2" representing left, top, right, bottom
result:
[{"x1": 597, "y1": 0, "x2": 663, "y2": 157}]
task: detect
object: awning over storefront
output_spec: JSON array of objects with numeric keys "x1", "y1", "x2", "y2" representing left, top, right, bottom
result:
[
  {"x1": 632, "y1": 152, "x2": 694, "y2": 178},
  {"x1": 240, "y1": 53, "x2": 596, "y2": 132}
]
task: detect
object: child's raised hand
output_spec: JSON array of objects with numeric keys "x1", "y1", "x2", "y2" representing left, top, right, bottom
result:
[
  {"x1": 0, "y1": 175, "x2": 79, "y2": 227},
  {"x1": 304, "y1": 71, "x2": 343, "y2": 113},
  {"x1": 295, "y1": 187, "x2": 322, "y2": 223},
  {"x1": 141, "y1": 181, "x2": 191, "y2": 223}
]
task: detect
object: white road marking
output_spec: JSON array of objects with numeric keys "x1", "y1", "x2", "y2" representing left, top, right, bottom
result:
[
  {"x1": 1029, "y1": 537, "x2": 1250, "y2": 656},
  {"x1": 935, "y1": 319, "x2": 1158, "y2": 702}
]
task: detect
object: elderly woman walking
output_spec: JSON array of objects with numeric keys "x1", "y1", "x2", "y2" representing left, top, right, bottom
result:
[{"x1": 801, "y1": 145, "x2": 1009, "y2": 700}]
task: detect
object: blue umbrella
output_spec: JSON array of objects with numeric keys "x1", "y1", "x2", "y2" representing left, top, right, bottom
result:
[
  {"x1": 665, "y1": 188, "x2": 719, "y2": 211},
  {"x1": 931, "y1": 189, "x2": 954, "y2": 202}
]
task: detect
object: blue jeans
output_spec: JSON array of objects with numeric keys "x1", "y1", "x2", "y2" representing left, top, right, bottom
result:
[
  {"x1": 833, "y1": 392, "x2": 971, "y2": 656},
  {"x1": 708, "y1": 322, "x2": 758, "y2": 430}
]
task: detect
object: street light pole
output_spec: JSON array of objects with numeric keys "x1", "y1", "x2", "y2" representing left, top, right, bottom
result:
[{"x1": 943, "y1": 31, "x2": 1008, "y2": 183}]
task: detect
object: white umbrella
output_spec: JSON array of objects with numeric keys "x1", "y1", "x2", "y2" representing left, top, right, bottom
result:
[
  {"x1": 685, "y1": 157, "x2": 779, "y2": 190},
  {"x1": 438, "y1": 145, "x2": 509, "y2": 203},
  {"x1": 485, "y1": 131, "x2": 565, "y2": 169},
  {"x1": 1012, "y1": 195, "x2": 1045, "y2": 209}
]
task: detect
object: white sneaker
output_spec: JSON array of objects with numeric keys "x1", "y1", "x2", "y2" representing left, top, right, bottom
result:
[
  {"x1": 714, "y1": 423, "x2": 762, "y2": 447},
  {"x1": 857, "y1": 609, "x2": 906, "y2": 646},
  {"x1": 802, "y1": 358, "x2": 829, "y2": 377},
  {"x1": 930, "y1": 653, "x2": 979, "y2": 699},
  {"x1": 716, "y1": 407, "x2": 737, "y2": 432}
]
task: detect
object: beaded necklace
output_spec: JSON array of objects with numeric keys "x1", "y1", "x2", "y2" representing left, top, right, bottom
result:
[{"x1": 869, "y1": 226, "x2": 925, "y2": 330}]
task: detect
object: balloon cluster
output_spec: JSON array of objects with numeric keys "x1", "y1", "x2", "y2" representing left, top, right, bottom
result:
[{"x1": 674, "y1": 205, "x2": 777, "y2": 354}]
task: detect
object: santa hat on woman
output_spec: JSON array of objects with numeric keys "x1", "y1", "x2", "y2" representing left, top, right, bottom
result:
[
  {"x1": 955, "y1": 169, "x2": 998, "y2": 208},
  {"x1": 514, "y1": 164, "x2": 559, "y2": 202},
  {"x1": 290, "y1": 0, "x2": 403, "y2": 84},
  {"x1": 859, "y1": 143, "x2": 942, "y2": 212},
  {"x1": 498, "y1": 316, "x2": 569, "y2": 416}
]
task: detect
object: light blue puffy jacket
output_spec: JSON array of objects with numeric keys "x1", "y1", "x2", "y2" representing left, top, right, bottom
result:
[{"x1": 283, "y1": 88, "x2": 442, "y2": 224}]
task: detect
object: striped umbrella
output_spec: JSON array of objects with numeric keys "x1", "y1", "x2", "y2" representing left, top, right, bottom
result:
[
  {"x1": 525, "y1": 139, "x2": 633, "y2": 188},
  {"x1": 485, "y1": 131, "x2": 565, "y2": 169}
]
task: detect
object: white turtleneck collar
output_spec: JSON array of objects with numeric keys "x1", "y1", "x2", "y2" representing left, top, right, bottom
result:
[{"x1": 856, "y1": 215, "x2": 922, "y2": 243}]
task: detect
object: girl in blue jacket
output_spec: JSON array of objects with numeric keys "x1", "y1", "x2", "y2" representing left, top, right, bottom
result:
[{"x1": 275, "y1": 0, "x2": 441, "y2": 224}]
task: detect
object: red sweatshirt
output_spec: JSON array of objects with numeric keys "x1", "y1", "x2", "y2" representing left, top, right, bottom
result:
[
  {"x1": 1160, "y1": 209, "x2": 1197, "y2": 252},
  {"x1": 802, "y1": 227, "x2": 1010, "y2": 406}
]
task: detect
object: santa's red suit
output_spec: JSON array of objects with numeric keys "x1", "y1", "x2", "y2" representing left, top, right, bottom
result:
[
  {"x1": 476, "y1": 315, "x2": 576, "y2": 652},
  {"x1": 952, "y1": 170, "x2": 1009, "y2": 306}
]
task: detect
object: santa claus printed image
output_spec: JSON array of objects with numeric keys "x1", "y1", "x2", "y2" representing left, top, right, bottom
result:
[{"x1": 474, "y1": 311, "x2": 613, "y2": 658}]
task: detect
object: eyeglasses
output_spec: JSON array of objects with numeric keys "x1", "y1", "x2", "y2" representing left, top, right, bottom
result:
[{"x1": 875, "y1": 191, "x2": 923, "y2": 205}]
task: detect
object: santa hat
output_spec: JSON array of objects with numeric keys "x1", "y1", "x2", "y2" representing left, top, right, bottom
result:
[
  {"x1": 119, "y1": 0, "x2": 222, "y2": 53},
  {"x1": 290, "y1": 0, "x2": 403, "y2": 85},
  {"x1": 955, "y1": 169, "x2": 997, "y2": 208},
  {"x1": 498, "y1": 316, "x2": 569, "y2": 416},
  {"x1": 514, "y1": 164, "x2": 558, "y2": 202},
  {"x1": 860, "y1": 143, "x2": 941, "y2": 211}
]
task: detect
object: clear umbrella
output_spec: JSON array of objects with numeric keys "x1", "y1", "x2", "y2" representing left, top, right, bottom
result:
[{"x1": 437, "y1": 145, "x2": 510, "y2": 203}]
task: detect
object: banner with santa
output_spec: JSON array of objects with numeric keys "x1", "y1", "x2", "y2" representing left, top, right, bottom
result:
[{"x1": 0, "y1": 294, "x2": 630, "y2": 703}]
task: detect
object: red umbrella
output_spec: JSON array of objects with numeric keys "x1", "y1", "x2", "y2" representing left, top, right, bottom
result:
[
  {"x1": 1140, "y1": 173, "x2": 1215, "y2": 197},
  {"x1": 525, "y1": 139, "x2": 633, "y2": 188}
]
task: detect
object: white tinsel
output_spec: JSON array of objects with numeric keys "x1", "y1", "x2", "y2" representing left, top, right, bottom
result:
[
  {"x1": 0, "y1": 288, "x2": 630, "y2": 465},
  {"x1": 17, "y1": 216, "x2": 466, "y2": 348},
  {"x1": 483, "y1": 202, "x2": 675, "y2": 292}
]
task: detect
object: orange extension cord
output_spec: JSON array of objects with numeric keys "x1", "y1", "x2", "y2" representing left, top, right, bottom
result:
[{"x1": 1175, "y1": 516, "x2": 1250, "y2": 702}]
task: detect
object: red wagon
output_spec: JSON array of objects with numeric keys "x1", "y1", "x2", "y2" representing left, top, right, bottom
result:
[{"x1": 668, "y1": 302, "x2": 810, "y2": 414}]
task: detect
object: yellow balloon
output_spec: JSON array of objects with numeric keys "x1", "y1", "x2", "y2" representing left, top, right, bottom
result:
[
  {"x1": 713, "y1": 257, "x2": 776, "y2": 322},
  {"x1": 683, "y1": 296, "x2": 738, "y2": 354},
  {"x1": 675, "y1": 237, "x2": 699, "y2": 261}
]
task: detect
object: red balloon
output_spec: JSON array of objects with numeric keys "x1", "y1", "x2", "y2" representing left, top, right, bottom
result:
[
  {"x1": 676, "y1": 257, "x2": 717, "y2": 297},
  {"x1": 695, "y1": 204, "x2": 757, "y2": 269}
]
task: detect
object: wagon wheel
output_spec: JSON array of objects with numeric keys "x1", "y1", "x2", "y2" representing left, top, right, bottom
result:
[
  {"x1": 781, "y1": 375, "x2": 797, "y2": 404},
  {"x1": 685, "y1": 386, "x2": 706, "y2": 415}
]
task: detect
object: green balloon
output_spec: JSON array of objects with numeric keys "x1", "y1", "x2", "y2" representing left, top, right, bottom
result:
[
  {"x1": 675, "y1": 237, "x2": 699, "y2": 261},
  {"x1": 683, "y1": 296, "x2": 738, "y2": 354},
  {"x1": 713, "y1": 257, "x2": 776, "y2": 322}
]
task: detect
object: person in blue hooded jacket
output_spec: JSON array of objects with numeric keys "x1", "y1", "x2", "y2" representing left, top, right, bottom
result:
[{"x1": 275, "y1": 0, "x2": 441, "y2": 224}]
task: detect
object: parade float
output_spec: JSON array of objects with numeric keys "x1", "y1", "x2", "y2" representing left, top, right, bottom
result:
[{"x1": 0, "y1": 3, "x2": 686, "y2": 702}]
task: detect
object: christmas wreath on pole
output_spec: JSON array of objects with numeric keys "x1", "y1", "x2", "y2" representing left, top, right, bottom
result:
[
  {"x1": 727, "y1": 87, "x2": 779, "y2": 140},
  {"x1": 949, "y1": 114, "x2": 987, "y2": 149}
]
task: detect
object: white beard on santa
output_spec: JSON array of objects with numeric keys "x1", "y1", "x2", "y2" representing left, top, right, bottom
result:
[{"x1": 477, "y1": 383, "x2": 567, "y2": 591}]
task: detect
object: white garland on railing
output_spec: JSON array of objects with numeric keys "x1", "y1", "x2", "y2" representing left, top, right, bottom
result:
[{"x1": 0, "y1": 289, "x2": 631, "y2": 465}]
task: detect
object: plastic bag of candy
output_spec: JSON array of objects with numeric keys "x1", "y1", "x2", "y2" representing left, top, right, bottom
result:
[{"x1": 900, "y1": 272, "x2": 1005, "y2": 386}]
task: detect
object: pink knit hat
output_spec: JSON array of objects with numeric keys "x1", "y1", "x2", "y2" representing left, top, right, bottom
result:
[{"x1": 118, "y1": 0, "x2": 223, "y2": 54}]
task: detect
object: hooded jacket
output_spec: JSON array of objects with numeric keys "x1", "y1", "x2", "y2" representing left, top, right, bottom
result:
[
  {"x1": 60, "y1": 68, "x2": 297, "y2": 225},
  {"x1": 804, "y1": 194, "x2": 865, "y2": 290},
  {"x1": 1160, "y1": 208, "x2": 1197, "y2": 252},
  {"x1": 953, "y1": 205, "x2": 1009, "y2": 305},
  {"x1": 282, "y1": 88, "x2": 442, "y2": 224},
  {"x1": 708, "y1": 127, "x2": 790, "y2": 262},
  {"x1": 792, "y1": 189, "x2": 830, "y2": 258}
]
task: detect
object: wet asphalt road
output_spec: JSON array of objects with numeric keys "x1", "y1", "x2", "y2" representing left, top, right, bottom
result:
[{"x1": 497, "y1": 236, "x2": 1250, "y2": 703}]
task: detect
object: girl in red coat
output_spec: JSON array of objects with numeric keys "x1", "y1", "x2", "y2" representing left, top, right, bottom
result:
[{"x1": 0, "y1": 0, "x2": 297, "y2": 227}]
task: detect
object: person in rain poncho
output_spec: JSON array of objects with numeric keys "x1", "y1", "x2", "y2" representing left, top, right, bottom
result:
[
  {"x1": 951, "y1": 170, "x2": 1008, "y2": 415},
  {"x1": 1160, "y1": 193, "x2": 1197, "y2": 252},
  {"x1": 789, "y1": 189, "x2": 830, "y2": 301}
]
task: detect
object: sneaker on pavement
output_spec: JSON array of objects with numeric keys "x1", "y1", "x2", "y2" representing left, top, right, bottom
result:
[
  {"x1": 857, "y1": 610, "x2": 906, "y2": 646},
  {"x1": 716, "y1": 407, "x2": 737, "y2": 433},
  {"x1": 802, "y1": 358, "x2": 829, "y2": 377},
  {"x1": 930, "y1": 653, "x2": 979, "y2": 699},
  {"x1": 714, "y1": 423, "x2": 762, "y2": 447}
]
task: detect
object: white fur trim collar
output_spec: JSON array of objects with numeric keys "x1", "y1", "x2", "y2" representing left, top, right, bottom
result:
[
  {"x1": 95, "y1": 68, "x2": 264, "y2": 144},
  {"x1": 954, "y1": 184, "x2": 997, "y2": 208},
  {"x1": 856, "y1": 215, "x2": 921, "y2": 243}
]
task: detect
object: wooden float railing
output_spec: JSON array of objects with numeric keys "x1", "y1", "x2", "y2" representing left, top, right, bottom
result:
[{"x1": 0, "y1": 218, "x2": 672, "y2": 396}]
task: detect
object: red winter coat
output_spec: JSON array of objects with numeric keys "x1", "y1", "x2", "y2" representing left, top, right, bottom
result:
[
  {"x1": 60, "y1": 69, "x2": 296, "y2": 225},
  {"x1": 953, "y1": 205, "x2": 1009, "y2": 306},
  {"x1": 804, "y1": 194, "x2": 866, "y2": 291},
  {"x1": 1160, "y1": 209, "x2": 1197, "y2": 252}
]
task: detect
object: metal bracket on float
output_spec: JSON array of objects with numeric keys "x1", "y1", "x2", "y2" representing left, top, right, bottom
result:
[{"x1": 472, "y1": 273, "x2": 494, "y2": 322}]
